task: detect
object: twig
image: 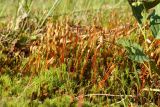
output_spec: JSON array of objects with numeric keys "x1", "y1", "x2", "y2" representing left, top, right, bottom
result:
[
  {"x1": 76, "y1": 94, "x2": 136, "y2": 99},
  {"x1": 142, "y1": 88, "x2": 160, "y2": 92},
  {"x1": 76, "y1": 88, "x2": 160, "y2": 100}
]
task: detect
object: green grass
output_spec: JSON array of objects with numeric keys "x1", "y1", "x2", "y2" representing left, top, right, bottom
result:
[{"x1": 0, "y1": 0, "x2": 160, "y2": 106}]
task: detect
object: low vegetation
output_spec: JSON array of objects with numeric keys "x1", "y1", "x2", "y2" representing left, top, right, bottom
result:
[{"x1": 0, "y1": 0, "x2": 160, "y2": 106}]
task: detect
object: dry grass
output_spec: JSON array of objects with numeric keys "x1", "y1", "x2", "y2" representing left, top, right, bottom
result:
[{"x1": 0, "y1": 1, "x2": 160, "y2": 106}]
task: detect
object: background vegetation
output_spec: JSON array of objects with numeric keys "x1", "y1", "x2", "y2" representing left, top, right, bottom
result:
[{"x1": 0, "y1": 0, "x2": 160, "y2": 106}]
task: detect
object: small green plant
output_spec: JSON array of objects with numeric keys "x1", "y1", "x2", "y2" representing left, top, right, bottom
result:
[
  {"x1": 150, "y1": 4, "x2": 160, "y2": 38},
  {"x1": 117, "y1": 38, "x2": 149, "y2": 63},
  {"x1": 128, "y1": 0, "x2": 160, "y2": 38}
]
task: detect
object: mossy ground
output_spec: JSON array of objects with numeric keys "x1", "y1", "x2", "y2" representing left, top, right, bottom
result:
[{"x1": 0, "y1": 0, "x2": 160, "y2": 106}]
